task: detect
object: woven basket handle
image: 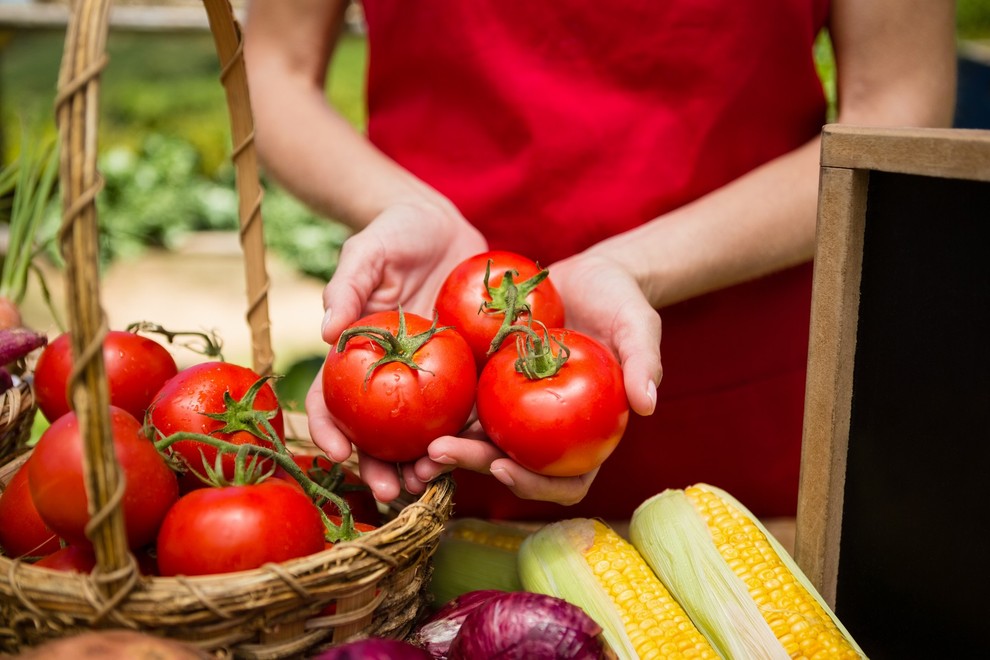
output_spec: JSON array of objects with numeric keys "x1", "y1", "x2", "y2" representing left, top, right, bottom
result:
[{"x1": 55, "y1": 0, "x2": 272, "y2": 593}]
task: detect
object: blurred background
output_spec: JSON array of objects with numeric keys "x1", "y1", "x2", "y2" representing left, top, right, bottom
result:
[{"x1": 1, "y1": 0, "x2": 989, "y2": 416}]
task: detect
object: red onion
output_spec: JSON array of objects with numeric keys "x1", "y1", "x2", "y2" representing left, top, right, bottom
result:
[
  {"x1": 447, "y1": 591, "x2": 605, "y2": 659},
  {"x1": 314, "y1": 637, "x2": 431, "y2": 659},
  {"x1": 412, "y1": 589, "x2": 507, "y2": 658}
]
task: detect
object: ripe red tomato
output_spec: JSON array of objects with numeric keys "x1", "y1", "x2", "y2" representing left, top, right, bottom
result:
[
  {"x1": 27, "y1": 406, "x2": 179, "y2": 549},
  {"x1": 476, "y1": 328, "x2": 629, "y2": 477},
  {"x1": 273, "y1": 454, "x2": 381, "y2": 524},
  {"x1": 322, "y1": 310, "x2": 476, "y2": 463},
  {"x1": 147, "y1": 361, "x2": 284, "y2": 484},
  {"x1": 33, "y1": 330, "x2": 179, "y2": 423},
  {"x1": 435, "y1": 250, "x2": 566, "y2": 367},
  {"x1": 0, "y1": 459, "x2": 61, "y2": 558},
  {"x1": 156, "y1": 479, "x2": 326, "y2": 577},
  {"x1": 33, "y1": 545, "x2": 96, "y2": 573}
]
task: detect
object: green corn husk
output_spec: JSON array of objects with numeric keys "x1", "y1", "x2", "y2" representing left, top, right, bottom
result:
[
  {"x1": 630, "y1": 484, "x2": 867, "y2": 660},
  {"x1": 519, "y1": 517, "x2": 719, "y2": 660},
  {"x1": 428, "y1": 518, "x2": 528, "y2": 607}
]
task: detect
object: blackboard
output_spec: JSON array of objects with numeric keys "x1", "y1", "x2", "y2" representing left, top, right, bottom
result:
[{"x1": 794, "y1": 126, "x2": 990, "y2": 659}]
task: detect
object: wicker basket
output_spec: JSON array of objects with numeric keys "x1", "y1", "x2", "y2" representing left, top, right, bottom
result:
[
  {"x1": 0, "y1": 0, "x2": 454, "y2": 656},
  {"x1": 0, "y1": 380, "x2": 36, "y2": 462}
]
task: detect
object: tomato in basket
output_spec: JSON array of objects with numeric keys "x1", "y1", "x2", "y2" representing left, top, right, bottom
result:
[
  {"x1": 33, "y1": 330, "x2": 178, "y2": 423},
  {"x1": 0, "y1": 459, "x2": 61, "y2": 558},
  {"x1": 156, "y1": 478, "x2": 326, "y2": 577},
  {"x1": 321, "y1": 309, "x2": 476, "y2": 463},
  {"x1": 435, "y1": 250, "x2": 566, "y2": 368},
  {"x1": 477, "y1": 327, "x2": 629, "y2": 477},
  {"x1": 33, "y1": 545, "x2": 96, "y2": 574},
  {"x1": 28, "y1": 406, "x2": 179, "y2": 550},
  {"x1": 273, "y1": 454, "x2": 381, "y2": 525},
  {"x1": 147, "y1": 361, "x2": 284, "y2": 486}
]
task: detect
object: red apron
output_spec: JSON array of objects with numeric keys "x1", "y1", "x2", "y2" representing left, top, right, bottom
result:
[{"x1": 362, "y1": 0, "x2": 829, "y2": 519}]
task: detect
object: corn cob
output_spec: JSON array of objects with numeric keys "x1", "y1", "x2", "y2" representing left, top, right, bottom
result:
[
  {"x1": 429, "y1": 518, "x2": 529, "y2": 606},
  {"x1": 630, "y1": 484, "x2": 866, "y2": 660},
  {"x1": 518, "y1": 517, "x2": 720, "y2": 660}
]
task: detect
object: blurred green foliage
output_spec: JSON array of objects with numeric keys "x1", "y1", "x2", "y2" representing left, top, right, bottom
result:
[
  {"x1": 1, "y1": 28, "x2": 366, "y2": 281},
  {"x1": 958, "y1": 0, "x2": 990, "y2": 39}
]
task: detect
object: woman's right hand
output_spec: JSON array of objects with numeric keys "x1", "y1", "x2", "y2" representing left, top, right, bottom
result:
[
  {"x1": 319, "y1": 201, "x2": 487, "y2": 344},
  {"x1": 308, "y1": 201, "x2": 486, "y2": 495}
]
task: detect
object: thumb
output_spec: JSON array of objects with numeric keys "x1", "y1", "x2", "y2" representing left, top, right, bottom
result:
[
  {"x1": 320, "y1": 238, "x2": 385, "y2": 343},
  {"x1": 613, "y1": 304, "x2": 662, "y2": 417}
]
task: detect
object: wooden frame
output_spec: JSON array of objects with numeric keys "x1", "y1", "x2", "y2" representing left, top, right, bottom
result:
[{"x1": 793, "y1": 124, "x2": 990, "y2": 607}]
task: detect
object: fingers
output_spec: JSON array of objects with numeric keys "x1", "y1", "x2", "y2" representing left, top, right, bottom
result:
[
  {"x1": 417, "y1": 435, "x2": 597, "y2": 506},
  {"x1": 321, "y1": 235, "x2": 385, "y2": 343},
  {"x1": 356, "y1": 454, "x2": 404, "y2": 503},
  {"x1": 304, "y1": 370, "x2": 352, "y2": 463},
  {"x1": 612, "y1": 304, "x2": 663, "y2": 417},
  {"x1": 490, "y1": 459, "x2": 599, "y2": 506},
  {"x1": 549, "y1": 253, "x2": 662, "y2": 418},
  {"x1": 417, "y1": 435, "x2": 508, "y2": 482}
]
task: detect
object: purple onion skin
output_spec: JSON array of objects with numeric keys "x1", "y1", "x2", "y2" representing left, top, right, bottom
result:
[
  {"x1": 447, "y1": 592, "x2": 605, "y2": 660},
  {"x1": 314, "y1": 638, "x2": 432, "y2": 660},
  {"x1": 413, "y1": 589, "x2": 508, "y2": 658},
  {"x1": 0, "y1": 327, "x2": 47, "y2": 367}
]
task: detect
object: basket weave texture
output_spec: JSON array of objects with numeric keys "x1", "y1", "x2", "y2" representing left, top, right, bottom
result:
[
  {"x1": 0, "y1": 0, "x2": 453, "y2": 656},
  {"x1": 0, "y1": 380, "x2": 36, "y2": 463}
]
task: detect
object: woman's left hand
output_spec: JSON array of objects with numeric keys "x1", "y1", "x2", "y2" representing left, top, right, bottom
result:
[{"x1": 547, "y1": 250, "x2": 662, "y2": 417}]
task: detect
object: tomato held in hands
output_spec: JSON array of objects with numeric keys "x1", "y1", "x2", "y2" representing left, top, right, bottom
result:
[
  {"x1": 27, "y1": 406, "x2": 179, "y2": 549},
  {"x1": 322, "y1": 309, "x2": 477, "y2": 463},
  {"x1": 477, "y1": 328, "x2": 629, "y2": 477},
  {"x1": 0, "y1": 459, "x2": 61, "y2": 558},
  {"x1": 33, "y1": 330, "x2": 179, "y2": 423},
  {"x1": 155, "y1": 478, "x2": 326, "y2": 577},
  {"x1": 435, "y1": 250, "x2": 566, "y2": 367},
  {"x1": 147, "y1": 361, "x2": 284, "y2": 484}
]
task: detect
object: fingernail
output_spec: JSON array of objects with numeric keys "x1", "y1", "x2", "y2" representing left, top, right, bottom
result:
[
  {"x1": 432, "y1": 454, "x2": 456, "y2": 465},
  {"x1": 491, "y1": 467, "x2": 515, "y2": 487},
  {"x1": 646, "y1": 380, "x2": 657, "y2": 412},
  {"x1": 321, "y1": 308, "x2": 333, "y2": 336}
]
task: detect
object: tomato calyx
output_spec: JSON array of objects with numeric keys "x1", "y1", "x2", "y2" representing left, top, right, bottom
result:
[
  {"x1": 336, "y1": 306, "x2": 454, "y2": 386},
  {"x1": 482, "y1": 260, "x2": 552, "y2": 357},
  {"x1": 510, "y1": 324, "x2": 571, "y2": 380},
  {"x1": 126, "y1": 320, "x2": 225, "y2": 360},
  {"x1": 199, "y1": 444, "x2": 274, "y2": 487},
  {"x1": 153, "y1": 431, "x2": 362, "y2": 543},
  {"x1": 200, "y1": 375, "x2": 283, "y2": 442}
]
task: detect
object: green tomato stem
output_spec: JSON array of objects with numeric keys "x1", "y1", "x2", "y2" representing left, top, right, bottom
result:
[
  {"x1": 152, "y1": 431, "x2": 359, "y2": 543},
  {"x1": 483, "y1": 261, "x2": 552, "y2": 356},
  {"x1": 335, "y1": 306, "x2": 455, "y2": 386}
]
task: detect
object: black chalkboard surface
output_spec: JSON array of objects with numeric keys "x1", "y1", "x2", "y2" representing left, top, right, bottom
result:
[
  {"x1": 835, "y1": 171, "x2": 990, "y2": 658},
  {"x1": 794, "y1": 125, "x2": 990, "y2": 660}
]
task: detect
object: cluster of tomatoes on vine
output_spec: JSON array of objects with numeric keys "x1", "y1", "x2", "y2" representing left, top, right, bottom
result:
[
  {"x1": 0, "y1": 325, "x2": 378, "y2": 578},
  {"x1": 321, "y1": 250, "x2": 630, "y2": 479}
]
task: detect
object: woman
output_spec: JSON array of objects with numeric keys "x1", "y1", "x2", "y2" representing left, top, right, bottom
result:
[{"x1": 243, "y1": 0, "x2": 956, "y2": 520}]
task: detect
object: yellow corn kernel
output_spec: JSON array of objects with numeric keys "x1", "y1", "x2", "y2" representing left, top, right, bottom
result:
[
  {"x1": 447, "y1": 517, "x2": 529, "y2": 552},
  {"x1": 519, "y1": 518, "x2": 719, "y2": 660},
  {"x1": 631, "y1": 484, "x2": 866, "y2": 660},
  {"x1": 428, "y1": 518, "x2": 529, "y2": 606}
]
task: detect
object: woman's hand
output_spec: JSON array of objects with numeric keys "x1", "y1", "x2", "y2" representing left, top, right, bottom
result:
[
  {"x1": 320, "y1": 202, "x2": 487, "y2": 343},
  {"x1": 548, "y1": 250, "x2": 662, "y2": 418},
  {"x1": 414, "y1": 422, "x2": 601, "y2": 506},
  {"x1": 306, "y1": 201, "x2": 486, "y2": 499}
]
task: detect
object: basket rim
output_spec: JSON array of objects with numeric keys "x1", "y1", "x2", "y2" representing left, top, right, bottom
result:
[{"x1": 0, "y1": 451, "x2": 453, "y2": 597}]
